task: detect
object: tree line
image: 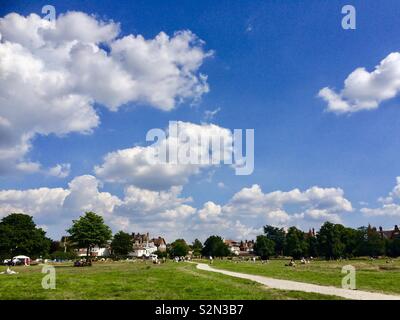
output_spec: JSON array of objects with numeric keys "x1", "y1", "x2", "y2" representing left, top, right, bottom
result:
[
  {"x1": 1, "y1": 212, "x2": 400, "y2": 261},
  {"x1": 254, "y1": 223, "x2": 400, "y2": 260},
  {"x1": 0, "y1": 212, "x2": 230, "y2": 261}
]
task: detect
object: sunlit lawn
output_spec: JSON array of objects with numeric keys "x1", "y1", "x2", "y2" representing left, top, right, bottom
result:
[
  {"x1": 0, "y1": 261, "x2": 339, "y2": 300},
  {"x1": 206, "y1": 258, "x2": 400, "y2": 295}
]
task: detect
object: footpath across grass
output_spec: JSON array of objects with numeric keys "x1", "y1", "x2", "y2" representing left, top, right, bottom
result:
[
  {"x1": 0, "y1": 261, "x2": 339, "y2": 300},
  {"x1": 205, "y1": 258, "x2": 400, "y2": 295}
]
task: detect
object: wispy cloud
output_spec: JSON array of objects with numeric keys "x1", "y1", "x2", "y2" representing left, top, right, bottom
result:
[{"x1": 203, "y1": 107, "x2": 221, "y2": 122}]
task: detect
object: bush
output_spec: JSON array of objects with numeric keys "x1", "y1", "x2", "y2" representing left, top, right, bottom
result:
[
  {"x1": 109, "y1": 254, "x2": 129, "y2": 261},
  {"x1": 50, "y1": 250, "x2": 77, "y2": 260},
  {"x1": 154, "y1": 250, "x2": 168, "y2": 258}
]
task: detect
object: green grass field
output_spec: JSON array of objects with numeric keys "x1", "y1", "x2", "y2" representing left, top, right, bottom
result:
[
  {"x1": 207, "y1": 258, "x2": 400, "y2": 295},
  {"x1": 0, "y1": 261, "x2": 338, "y2": 300}
]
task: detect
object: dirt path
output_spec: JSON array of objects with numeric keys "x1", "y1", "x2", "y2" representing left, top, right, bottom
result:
[{"x1": 193, "y1": 262, "x2": 400, "y2": 300}]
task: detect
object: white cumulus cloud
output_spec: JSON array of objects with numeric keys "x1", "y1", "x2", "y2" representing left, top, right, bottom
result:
[
  {"x1": 361, "y1": 177, "x2": 400, "y2": 217},
  {"x1": 222, "y1": 184, "x2": 352, "y2": 226},
  {"x1": 94, "y1": 121, "x2": 233, "y2": 190},
  {"x1": 0, "y1": 173, "x2": 353, "y2": 241},
  {"x1": 0, "y1": 11, "x2": 211, "y2": 174},
  {"x1": 318, "y1": 52, "x2": 400, "y2": 114}
]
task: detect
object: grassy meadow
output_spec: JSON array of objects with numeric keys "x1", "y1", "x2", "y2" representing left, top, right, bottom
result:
[
  {"x1": 0, "y1": 260, "x2": 338, "y2": 300},
  {"x1": 207, "y1": 258, "x2": 400, "y2": 295}
]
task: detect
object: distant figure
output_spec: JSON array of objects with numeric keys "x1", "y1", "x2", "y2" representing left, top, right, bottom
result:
[
  {"x1": 209, "y1": 256, "x2": 213, "y2": 264},
  {"x1": 285, "y1": 259, "x2": 296, "y2": 267},
  {"x1": 252, "y1": 257, "x2": 256, "y2": 263}
]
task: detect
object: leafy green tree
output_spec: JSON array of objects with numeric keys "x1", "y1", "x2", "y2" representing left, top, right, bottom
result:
[
  {"x1": 355, "y1": 226, "x2": 385, "y2": 257},
  {"x1": 169, "y1": 239, "x2": 189, "y2": 257},
  {"x1": 388, "y1": 238, "x2": 400, "y2": 257},
  {"x1": 202, "y1": 235, "x2": 230, "y2": 257},
  {"x1": 341, "y1": 227, "x2": 359, "y2": 258},
  {"x1": 154, "y1": 250, "x2": 168, "y2": 258},
  {"x1": 67, "y1": 212, "x2": 112, "y2": 261},
  {"x1": 111, "y1": 231, "x2": 133, "y2": 257},
  {"x1": 192, "y1": 238, "x2": 203, "y2": 257},
  {"x1": 50, "y1": 241, "x2": 61, "y2": 254},
  {"x1": 50, "y1": 250, "x2": 77, "y2": 260},
  {"x1": 317, "y1": 222, "x2": 346, "y2": 259},
  {"x1": 285, "y1": 226, "x2": 308, "y2": 259},
  {"x1": 0, "y1": 213, "x2": 51, "y2": 259},
  {"x1": 306, "y1": 234, "x2": 319, "y2": 257},
  {"x1": 263, "y1": 225, "x2": 286, "y2": 256},
  {"x1": 254, "y1": 235, "x2": 275, "y2": 260}
]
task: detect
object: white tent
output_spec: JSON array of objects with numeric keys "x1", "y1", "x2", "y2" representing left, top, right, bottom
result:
[{"x1": 12, "y1": 255, "x2": 31, "y2": 265}]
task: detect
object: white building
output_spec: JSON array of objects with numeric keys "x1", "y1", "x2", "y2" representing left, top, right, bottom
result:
[
  {"x1": 129, "y1": 232, "x2": 162, "y2": 257},
  {"x1": 224, "y1": 240, "x2": 240, "y2": 256},
  {"x1": 76, "y1": 246, "x2": 111, "y2": 257},
  {"x1": 129, "y1": 242, "x2": 158, "y2": 258}
]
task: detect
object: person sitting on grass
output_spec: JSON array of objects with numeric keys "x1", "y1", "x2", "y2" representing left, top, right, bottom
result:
[
  {"x1": 1, "y1": 267, "x2": 18, "y2": 274},
  {"x1": 285, "y1": 259, "x2": 296, "y2": 267}
]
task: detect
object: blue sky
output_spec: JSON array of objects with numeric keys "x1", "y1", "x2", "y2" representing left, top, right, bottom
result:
[{"x1": 1, "y1": 0, "x2": 400, "y2": 241}]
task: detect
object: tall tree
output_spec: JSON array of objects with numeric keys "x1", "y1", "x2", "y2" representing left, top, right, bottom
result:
[
  {"x1": 285, "y1": 226, "x2": 308, "y2": 259},
  {"x1": 388, "y1": 237, "x2": 400, "y2": 257},
  {"x1": 192, "y1": 238, "x2": 203, "y2": 257},
  {"x1": 202, "y1": 235, "x2": 230, "y2": 257},
  {"x1": 263, "y1": 225, "x2": 286, "y2": 256},
  {"x1": 254, "y1": 235, "x2": 275, "y2": 260},
  {"x1": 111, "y1": 231, "x2": 133, "y2": 257},
  {"x1": 67, "y1": 212, "x2": 112, "y2": 261},
  {"x1": 169, "y1": 239, "x2": 189, "y2": 257},
  {"x1": 355, "y1": 225, "x2": 385, "y2": 257},
  {"x1": 0, "y1": 213, "x2": 51, "y2": 259},
  {"x1": 306, "y1": 233, "x2": 319, "y2": 258},
  {"x1": 317, "y1": 222, "x2": 346, "y2": 259},
  {"x1": 341, "y1": 227, "x2": 359, "y2": 258}
]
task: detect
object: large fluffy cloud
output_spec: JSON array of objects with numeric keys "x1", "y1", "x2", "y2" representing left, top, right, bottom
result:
[
  {"x1": 0, "y1": 175, "x2": 353, "y2": 241},
  {"x1": 94, "y1": 121, "x2": 233, "y2": 190},
  {"x1": 186, "y1": 184, "x2": 353, "y2": 240},
  {"x1": 318, "y1": 52, "x2": 400, "y2": 114},
  {"x1": 361, "y1": 177, "x2": 400, "y2": 217},
  {"x1": 0, "y1": 12, "x2": 211, "y2": 174},
  {"x1": 0, "y1": 187, "x2": 68, "y2": 219},
  {"x1": 0, "y1": 175, "x2": 197, "y2": 240},
  {"x1": 222, "y1": 184, "x2": 352, "y2": 227},
  {"x1": 114, "y1": 186, "x2": 197, "y2": 240},
  {"x1": 0, "y1": 175, "x2": 121, "y2": 228}
]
